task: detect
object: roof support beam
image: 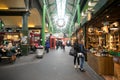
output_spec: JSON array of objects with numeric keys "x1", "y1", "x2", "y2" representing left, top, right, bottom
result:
[
  {"x1": 65, "y1": 7, "x2": 72, "y2": 15},
  {"x1": 48, "y1": 2, "x2": 56, "y2": 8},
  {"x1": 77, "y1": 4, "x2": 80, "y2": 25},
  {"x1": 49, "y1": 7, "x2": 57, "y2": 15},
  {"x1": 67, "y1": 2, "x2": 74, "y2": 7},
  {"x1": 46, "y1": 7, "x2": 54, "y2": 33},
  {"x1": 69, "y1": 0, "x2": 81, "y2": 37}
]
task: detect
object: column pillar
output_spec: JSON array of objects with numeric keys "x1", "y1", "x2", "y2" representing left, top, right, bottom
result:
[
  {"x1": 21, "y1": 12, "x2": 29, "y2": 55},
  {"x1": 0, "y1": 20, "x2": 2, "y2": 32},
  {"x1": 42, "y1": 4, "x2": 46, "y2": 46}
]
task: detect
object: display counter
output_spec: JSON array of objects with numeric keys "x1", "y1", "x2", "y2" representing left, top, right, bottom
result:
[
  {"x1": 113, "y1": 57, "x2": 120, "y2": 80},
  {"x1": 87, "y1": 53, "x2": 114, "y2": 75}
]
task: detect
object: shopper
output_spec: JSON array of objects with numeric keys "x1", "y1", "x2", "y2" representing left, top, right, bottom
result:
[
  {"x1": 60, "y1": 40, "x2": 63, "y2": 49},
  {"x1": 6, "y1": 42, "x2": 14, "y2": 56},
  {"x1": 0, "y1": 44, "x2": 7, "y2": 56},
  {"x1": 31, "y1": 43, "x2": 36, "y2": 52},
  {"x1": 78, "y1": 40, "x2": 87, "y2": 72},
  {"x1": 56, "y1": 40, "x2": 59, "y2": 49},
  {"x1": 62, "y1": 41, "x2": 65, "y2": 50},
  {"x1": 45, "y1": 39, "x2": 50, "y2": 53},
  {"x1": 73, "y1": 39, "x2": 80, "y2": 68},
  {"x1": 14, "y1": 44, "x2": 22, "y2": 57}
]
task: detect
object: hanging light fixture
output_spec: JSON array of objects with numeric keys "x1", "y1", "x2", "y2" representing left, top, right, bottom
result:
[{"x1": 55, "y1": 0, "x2": 68, "y2": 28}]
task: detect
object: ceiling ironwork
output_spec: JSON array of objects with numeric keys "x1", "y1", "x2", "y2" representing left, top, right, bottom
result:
[{"x1": 39, "y1": 0, "x2": 78, "y2": 34}]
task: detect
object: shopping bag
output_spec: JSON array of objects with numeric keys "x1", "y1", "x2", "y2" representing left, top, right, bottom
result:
[{"x1": 69, "y1": 48, "x2": 76, "y2": 56}]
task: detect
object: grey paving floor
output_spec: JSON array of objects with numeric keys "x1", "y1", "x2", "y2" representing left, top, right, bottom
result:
[{"x1": 0, "y1": 47, "x2": 104, "y2": 80}]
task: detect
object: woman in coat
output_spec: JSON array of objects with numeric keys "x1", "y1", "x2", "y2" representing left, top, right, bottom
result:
[{"x1": 73, "y1": 39, "x2": 80, "y2": 68}]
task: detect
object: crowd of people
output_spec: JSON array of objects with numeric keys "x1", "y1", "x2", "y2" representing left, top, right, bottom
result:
[
  {"x1": 45, "y1": 39, "x2": 66, "y2": 53},
  {"x1": 0, "y1": 38, "x2": 87, "y2": 72},
  {"x1": 44, "y1": 38, "x2": 87, "y2": 72},
  {"x1": 3, "y1": 39, "x2": 86, "y2": 72},
  {"x1": 0, "y1": 42, "x2": 21, "y2": 58},
  {"x1": 56, "y1": 40, "x2": 66, "y2": 50}
]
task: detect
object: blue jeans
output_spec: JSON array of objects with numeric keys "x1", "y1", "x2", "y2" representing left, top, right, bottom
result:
[{"x1": 80, "y1": 55, "x2": 85, "y2": 69}]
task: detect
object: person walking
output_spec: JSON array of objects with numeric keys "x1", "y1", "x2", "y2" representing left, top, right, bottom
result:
[
  {"x1": 45, "y1": 39, "x2": 50, "y2": 53},
  {"x1": 78, "y1": 40, "x2": 87, "y2": 72},
  {"x1": 62, "y1": 41, "x2": 65, "y2": 50},
  {"x1": 73, "y1": 39, "x2": 80, "y2": 68},
  {"x1": 56, "y1": 40, "x2": 59, "y2": 49}
]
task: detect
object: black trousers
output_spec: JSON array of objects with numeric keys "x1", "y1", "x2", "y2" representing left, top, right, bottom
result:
[
  {"x1": 74, "y1": 56, "x2": 79, "y2": 65},
  {"x1": 45, "y1": 47, "x2": 49, "y2": 53}
]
